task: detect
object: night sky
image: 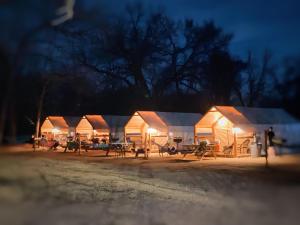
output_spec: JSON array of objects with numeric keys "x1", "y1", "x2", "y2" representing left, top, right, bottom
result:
[
  {"x1": 99, "y1": 0, "x2": 300, "y2": 60},
  {"x1": 1, "y1": 0, "x2": 299, "y2": 60}
]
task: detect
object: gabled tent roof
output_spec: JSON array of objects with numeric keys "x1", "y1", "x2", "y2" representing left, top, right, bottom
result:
[
  {"x1": 64, "y1": 116, "x2": 81, "y2": 128},
  {"x1": 200, "y1": 106, "x2": 299, "y2": 126},
  {"x1": 102, "y1": 115, "x2": 130, "y2": 129},
  {"x1": 47, "y1": 116, "x2": 69, "y2": 129},
  {"x1": 85, "y1": 115, "x2": 109, "y2": 130},
  {"x1": 215, "y1": 106, "x2": 250, "y2": 125},
  {"x1": 235, "y1": 107, "x2": 299, "y2": 124},
  {"x1": 156, "y1": 112, "x2": 202, "y2": 126},
  {"x1": 136, "y1": 111, "x2": 168, "y2": 130}
]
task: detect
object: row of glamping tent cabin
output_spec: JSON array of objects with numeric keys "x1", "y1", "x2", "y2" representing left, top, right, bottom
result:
[
  {"x1": 41, "y1": 115, "x2": 129, "y2": 144},
  {"x1": 40, "y1": 107, "x2": 300, "y2": 156}
]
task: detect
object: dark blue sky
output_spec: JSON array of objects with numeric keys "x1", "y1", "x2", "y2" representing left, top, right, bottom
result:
[
  {"x1": 1, "y1": 0, "x2": 299, "y2": 61},
  {"x1": 99, "y1": 0, "x2": 300, "y2": 59}
]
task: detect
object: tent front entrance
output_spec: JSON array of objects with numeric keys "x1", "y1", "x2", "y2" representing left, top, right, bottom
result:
[
  {"x1": 76, "y1": 115, "x2": 110, "y2": 142},
  {"x1": 195, "y1": 107, "x2": 253, "y2": 156},
  {"x1": 40, "y1": 117, "x2": 69, "y2": 144},
  {"x1": 125, "y1": 112, "x2": 168, "y2": 151}
]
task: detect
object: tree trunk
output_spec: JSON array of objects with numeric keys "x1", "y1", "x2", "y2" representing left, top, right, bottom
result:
[
  {"x1": 132, "y1": 65, "x2": 150, "y2": 97},
  {"x1": 35, "y1": 80, "x2": 49, "y2": 139},
  {"x1": 0, "y1": 70, "x2": 13, "y2": 145},
  {"x1": 0, "y1": 23, "x2": 50, "y2": 145},
  {"x1": 234, "y1": 87, "x2": 245, "y2": 106}
]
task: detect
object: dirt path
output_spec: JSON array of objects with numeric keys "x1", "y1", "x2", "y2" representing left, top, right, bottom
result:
[{"x1": 0, "y1": 146, "x2": 300, "y2": 225}]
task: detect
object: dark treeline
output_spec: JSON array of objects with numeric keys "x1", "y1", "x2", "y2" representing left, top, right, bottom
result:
[{"x1": 0, "y1": 1, "x2": 300, "y2": 142}]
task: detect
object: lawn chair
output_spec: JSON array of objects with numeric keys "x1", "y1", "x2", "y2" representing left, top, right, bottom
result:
[
  {"x1": 64, "y1": 141, "x2": 79, "y2": 152},
  {"x1": 48, "y1": 140, "x2": 59, "y2": 151},
  {"x1": 134, "y1": 148, "x2": 150, "y2": 159},
  {"x1": 195, "y1": 141, "x2": 208, "y2": 160},
  {"x1": 223, "y1": 139, "x2": 250, "y2": 156},
  {"x1": 158, "y1": 143, "x2": 178, "y2": 157},
  {"x1": 223, "y1": 143, "x2": 233, "y2": 157},
  {"x1": 237, "y1": 139, "x2": 250, "y2": 154},
  {"x1": 196, "y1": 141, "x2": 217, "y2": 160}
]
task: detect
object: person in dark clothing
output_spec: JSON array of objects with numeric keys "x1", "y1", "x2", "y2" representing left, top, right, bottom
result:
[{"x1": 267, "y1": 127, "x2": 275, "y2": 147}]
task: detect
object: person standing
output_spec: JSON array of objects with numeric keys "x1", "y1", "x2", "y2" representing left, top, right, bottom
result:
[
  {"x1": 265, "y1": 127, "x2": 275, "y2": 167},
  {"x1": 267, "y1": 127, "x2": 275, "y2": 147}
]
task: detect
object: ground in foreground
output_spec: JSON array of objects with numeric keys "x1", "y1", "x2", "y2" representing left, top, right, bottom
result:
[{"x1": 0, "y1": 145, "x2": 300, "y2": 225}]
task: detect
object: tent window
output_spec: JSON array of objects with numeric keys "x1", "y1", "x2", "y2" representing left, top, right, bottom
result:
[{"x1": 196, "y1": 127, "x2": 212, "y2": 135}]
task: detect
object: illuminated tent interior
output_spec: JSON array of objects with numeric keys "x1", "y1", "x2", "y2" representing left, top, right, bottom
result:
[
  {"x1": 76, "y1": 115, "x2": 110, "y2": 140},
  {"x1": 41, "y1": 116, "x2": 80, "y2": 142},
  {"x1": 195, "y1": 106, "x2": 300, "y2": 156},
  {"x1": 40, "y1": 116, "x2": 69, "y2": 141},
  {"x1": 125, "y1": 111, "x2": 168, "y2": 150},
  {"x1": 125, "y1": 111, "x2": 202, "y2": 150}
]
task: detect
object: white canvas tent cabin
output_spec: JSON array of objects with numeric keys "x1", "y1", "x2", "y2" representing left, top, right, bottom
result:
[
  {"x1": 102, "y1": 115, "x2": 130, "y2": 142},
  {"x1": 76, "y1": 115, "x2": 110, "y2": 141},
  {"x1": 125, "y1": 111, "x2": 202, "y2": 151},
  {"x1": 155, "y1": 112, "x2": 202, "y2": 147},
  {"x1": 195, "y1": 106, "x2": 300, "y2": 157},
  {"x1": 41, "y1": 116, "x2": 80, "y2": 141},
  {"x1": 40, "y1": 116, "x2": 70, "y2": 143},
  {"x1": 124, "y1": 111, "x2": 168, "y2": 151}
]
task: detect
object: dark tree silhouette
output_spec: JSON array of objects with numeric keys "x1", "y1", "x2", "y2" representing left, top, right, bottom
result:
[{"x1": 235, "y1": 50, "x2": 274, "y2": 107}]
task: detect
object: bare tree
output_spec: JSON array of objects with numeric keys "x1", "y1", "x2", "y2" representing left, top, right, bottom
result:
[{"x1": 235, "y1": 50, "x2": 273, "y2": 106}]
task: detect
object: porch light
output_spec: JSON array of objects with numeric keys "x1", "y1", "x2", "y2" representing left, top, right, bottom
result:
[
  {"x1": 147, "y1": 128, "x2": 157, "y2": 134},
  {"x1": 217, "y1": 117, "x2": 227, "y2": 127},
  {"x1": 52, "y1": 128, "x2": 60, "y2": 133},
  {"x1": 232, "y1": 127, "x2": 242, "y2": 134}
]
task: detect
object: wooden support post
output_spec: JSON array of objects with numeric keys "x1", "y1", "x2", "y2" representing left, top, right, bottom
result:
[
  {"x1": 233, "y1": 132, "x2": 237, "y2": 157},
  {"x1": 194, "y1": 126, "x2": 196, "y2": 144},
  {"x1": 78, "y1": 135, "x2": 81, "y2": 155},
  {"x1": 264, "y1": 130, "x2": 268, "y2": 167}
]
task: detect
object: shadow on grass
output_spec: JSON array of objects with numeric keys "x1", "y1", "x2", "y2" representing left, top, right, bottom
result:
[{"x1": 165, "y1": 159, "x2": 196, "y2": 163}]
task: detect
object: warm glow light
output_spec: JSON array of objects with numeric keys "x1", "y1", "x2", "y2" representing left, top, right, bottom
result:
[
  {"x1": 217, "y1": 117, "x2": 227, "y2": 127},
  {"x1": 232, "y1": 127, "x2": 242, "y2": 134},
  {"x1": 52, "y1": 128, "x2": 60, "y2": 133},
  {"x1": 147, "y1": 128, "x2": 157, "y2": 134},
  {"x1": 169, "y1": 132, "x2": 174, "y2": 136}
]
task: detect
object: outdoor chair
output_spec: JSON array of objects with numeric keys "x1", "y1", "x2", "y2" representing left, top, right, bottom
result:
[
  {"x1": 222, "y1": 139, "x2": 250, "y2": 156},
  {"x1": 64, "y1": 141, "x2": 79, "y2": 152},
  {"x1": 237, "y1": 139, "x2": 250, "y2": 154},
  {"x1": 159, "y1": 144, "x2": 178, "y2": 157},
  {"x1": 223, "y1": 144, "x2": 233, "y2": 157},
  {"x1": 194, "y1": 141, "x2": 207, "y2": 159},
  {"x1": 134, "y1": 148, "x2": 150, "y2": 159},
  {"x1": 48, "y1": 140, "x2": 59, "y2": 151},
  {"x1": 196, "y1": 141, "x2": 217, "y2": 160}
]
